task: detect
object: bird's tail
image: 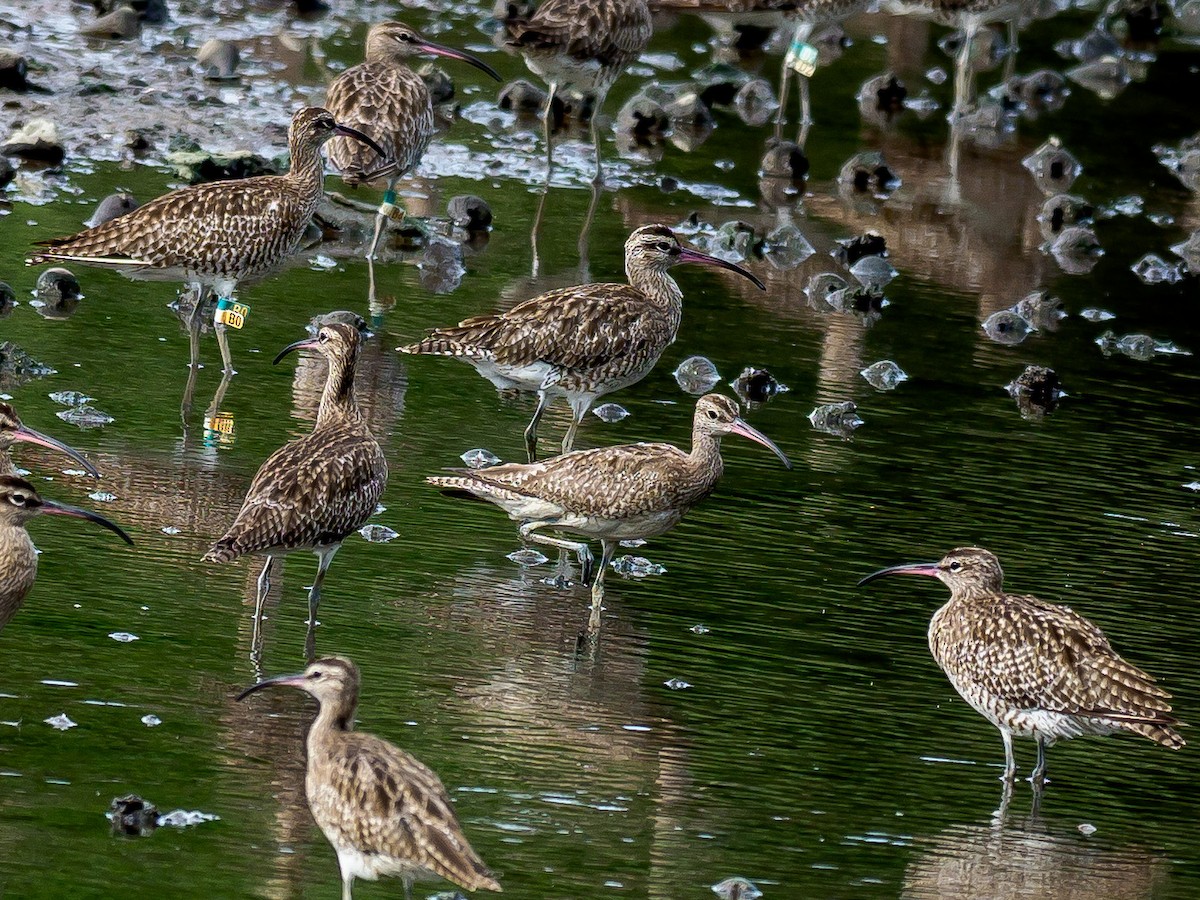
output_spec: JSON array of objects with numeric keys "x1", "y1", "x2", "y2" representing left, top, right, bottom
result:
[
  {"x1": 1125, "y1": 720, "x2": 1186, "y2": 749},
  {"x1": 398, "y1": 337, "x2": 472, "y2": 356},
  {"x1": 202, "y1": 538, "x2": 241, "y2": 564}
]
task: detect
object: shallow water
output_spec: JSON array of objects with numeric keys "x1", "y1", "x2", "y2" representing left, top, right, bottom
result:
[{"x1": 2, "y1": 0, "x2": 1200, "y2": 897}]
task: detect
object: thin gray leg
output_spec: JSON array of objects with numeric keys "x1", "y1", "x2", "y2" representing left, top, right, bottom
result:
[
  {"x1": 999, "y1": 727, "x2": 1016, "y2": 783},
  {"x1": 590, "y1": 539, "x2": 617, "y2": 613},
  {"x1": 366, "y1": 175, "x2": 399, "y2": 261},
  {"x1": 520, "y1": 521, "x2": 593, "y2": 583},
  {"x1": 774, "y1": 53, "x2": 791, "y2": 132},
  {"x1": 1030, "y1": 735, "x2": 1048, "y2": 787},
  {"x1": 798, "y1": 75, "x2": 812, "y2": 130},
  {"x1": 953, "y1": 19, "x2": 980, "y2": 118},
  {"x1": 544, "y1": 81, "x2": 558, "y2": 179},
  {"x1": 524, "y1": 390, "x2": 552, "y2": 463},
  {"x1": 186, "y1": 283, "x2": 205, "y2": 369},
  {"x1": 251, "y1": 556, "x2": 274, "y2": 668},
  {"x1": 342, "y1": 873, "x2": 354, "y2": 900},
  {"x1": 305, "y1": 545, "x2": 338, "y2": 662},
  {"x1": 214, "y1": 320, "x2": 236, "y2": 376},
  {"x1": 562, "y1": 394, "x2": 593, "y2": 454}
]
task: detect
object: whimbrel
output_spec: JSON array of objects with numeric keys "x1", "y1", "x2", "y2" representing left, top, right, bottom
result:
[
  {"x1": 237, "y1": 656, "x2": 502, "y2": 899},
  {"x1": 859, "y1": 547, "x2": 1185, "y2": 786},
  {"x1": 0, "y1": 402, "x2": 100, "y2": 478},
  {"x1": 28, "y1": 108, "x2": 384, "y2": 374},
  {"x1": 0, "y1": 474, "x2": 133, "y2": 633},
  {"x1": 400, "y1": 224, "x2": 764, "y2": 461},
  {"x1": 325, "y1": 21, "x2": 501, "y2": 260},
  {"x1": 203, "y1": 324, "x2": 387, "y2": 659},
  {"x1": 428, "y1": 394, "x2": 790, "y2": 621},
  {"x1": 504, "y1": 0, "x2": 653, "y2": 182}
]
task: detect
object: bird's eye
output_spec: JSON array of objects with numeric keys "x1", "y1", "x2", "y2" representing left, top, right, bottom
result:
[
  {"x1": 656, "y1": 242, "x2": 671, "y2": 252},
  {"x1": 398, "y1": 32, "x2": 413, "y2": 42},
  {"x1": 706, "y1": 409, "x2": 719, "y2": 420},
  {"x1": 319, "y1": 331, "x2": 330, "y2": 343},
  {"x1": 309, "y1": 670, "x2": 323, "y2": 679},
  {"x1": 949, "y1": 561, "x2": 962, "y2": 572},
  {"x1": 10, "y1": 493, "x2": 26, "y2": 506}
]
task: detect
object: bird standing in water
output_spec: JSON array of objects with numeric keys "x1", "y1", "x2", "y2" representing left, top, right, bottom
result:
[
  {"x1": 401, "y1": 224, "x2": 764, "y2": 461},
  {"x1": 859, "y1": 547, "x2": 1185, "y2": 786},
  {"x1": 28, "y1": 108, "x2": 384, "y2": 374},
  {"x1": 324, "y1": 21, "x2": 501, "y2": 260},
  {"x1": 237, "y1": 657, "x2": 502, "y2": 899},
  {"x1": 203, "y1": 324, "x2": 387, "y2": 660}
]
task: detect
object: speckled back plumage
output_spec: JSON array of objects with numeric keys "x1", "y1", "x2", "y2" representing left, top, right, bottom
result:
[
  {"x1": 204, "y1": 325, "x2": 387, "y2": 562},
  {"x1": 0, "y1": 520, "x2": 38, "y2": 631},
  {"x1": 28, "y1": 107, "x2": 339, "y2": 282},
  {"x1": 324, "y1": 33, "x2": 435, "y2": 185},
  {"x1": 506, "y1": 0, "x2": 652, "y2": 91},
  {"x1": 926, "y1": 548, "x2": 1184, "y2": 749}
]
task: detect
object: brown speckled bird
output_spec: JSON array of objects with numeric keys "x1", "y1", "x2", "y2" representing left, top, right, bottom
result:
[
  {"x1": 325, "y1": 21, "x2": 500, "y2": 260},
  {"x1": 27, "y1": 108, "x2": 384, "y2": 374},
  {"x1": 237, "y1": 656, "x2": 502, "y2": 900},
  {"x1": 400, "y1": 224, "x2": 764, "y2": 461},
  {"x1": 859, "y1": 547, "x2": 1185, "y2": 786},
  {"x1": 428, "y1": 394, "x2": 790, "y2": 614},
  {"x1": 505, "y1": 0, "x2": 653, "y2": 181},
  {"x1": 0, "y1": 402, "x2": 100, "y2": 478},
  {"x1": 203, "y1": 324, "x2": 387, "y2": 655},
  {"x1": 0, "y1": 475, "x2": 132, "y2": 633}
]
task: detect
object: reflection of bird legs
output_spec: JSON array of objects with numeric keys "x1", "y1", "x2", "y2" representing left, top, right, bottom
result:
[
  {"x1": 946, "y1": 117, "x2": 965, "y2": 206},
  {"x1": 531, "y1": 183, "x2": 550, "y2": 278},
  {"x1": 543, "y1": 81, "x2": 559, "y2": 183},
  {"x1": 577, "y1": 180, "x2": 601, "y2": 282},
  {"x1": 589, "y1": 90, "x2": 608, "y2": 185},
  {"x1": 953, "y1": 17, "x2": 982, "y2": 117}
]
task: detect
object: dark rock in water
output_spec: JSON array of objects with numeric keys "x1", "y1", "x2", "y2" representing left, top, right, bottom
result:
[
  {"x1": 981, "y1": 309, "x2": 1032, "y2": 345},
  {"x1": 125, "y1": 129, "x2": 153, "y2": 152},
  {"x1": 86, "y1": 191, "x2": 139, "y2": 228},
  {"x1": 731, "y1": 366, "x2": 788, "y2": 404},
  {"x1": 91, "y1": 0, "x2": 168, "y2": 23},
  {"x1": 839, "y1": 151, "x2": 898, "y2": 194},
  {"x1": 660, "y1": 175, "x2": 678, "y2": 193},
  {"x1": 168, "y1": 134, "x2": 202, "y2": 154},
  {"x1": 82, "y1": 6, "x2": 140, "y2": 39},
  {"x1": 1124, "y1": 0, "x2": 1166, "y2": 43},
  {"x1": 1012, "y1": 290, "x2": 1066, "y2": 331},
  {"x1": 309, "y1": 310, "x2": 368, "y2": 335},
  {"x1": 419, "y1": 63, "x2": 455, "y2": 105},
  {"x1": 0, "y1": 51, "x2": 33, "y2": 92},
  {"x1": 0, "y1": 282, "x2": 15, "y2": 318},
  {"x1": 0, "y1": 156, "x2": 13, "y2": 190},
  {"x1": 732, "y1": 23, "x2": 775, "y2": 52},
  {"x1": 166, "y1": 148, "x2": 278, "y2": 185},
  {"x1": 36, "y1": 268, "x2": 82, "y2": 306},
  {"x1": 109, "y1": 794, "x2": 158, "y2": 837},
  {"x1": 1022, "y1": 137, "x2": 1081, "y2": 195},
  {"x1": 294, "y1": 0, "x2": 330, "y2": 16},
  {"x1": 834, "y1": 232, "x2": 888, "y2": 267},
  {"x1": 493, "y1": 0, "x2": 534, "y2": 21},
  {"x1": 859, "y1": 73, "x2": 907, "y2": 120},
  {"x1": 419, "y1": 237, "x2": 466, "y2": 294},
  {"x1": 447, "y1": 195, "x2": 492, "y2": 232},
  {"x1": 693, "y1": 62, "x2": 753, "y2": 107},
  {"x1": 712, "y1": 876, "x2": 763, "y2": 900},
  {"x1": 1037, "y1": 193, "x2": 1093, "y2": 240},
  {"x1": 2, "y1": 119, "x2": 64, "y2": 165},
  {"x1": 197, "y1": 39, "x2": 239, "y2": 81},
  {"x1": 760, "y1": 139, "x2": 809, "y2": 181},
  {"x1": 617, "y1": 90, "x2": 670, "y2": 138},
  {"x1": 665, "y1": 90, "x2": 715, "y2": 131},
  {"x1": 734, "y1": 77, "x2": 776, "y2": 126},
  {"x1": 0, "y1": 342, "x2": 56, "y2": 387},
  {"x1": 712, "y1": 220, "x2": 761, "y2": 262},
  {"x1": 498, "y1": 79, "x2": 551, "y2": 114},
  {"x1": 1006, "y1": 69, "x2": 1067, "y2": 115},
  {"x1": 1006, "y1": 365, "x2": 1063, "y2": 420},
  {"x1": 808, "y1": 401, "x2": 863, "y2": 439}
]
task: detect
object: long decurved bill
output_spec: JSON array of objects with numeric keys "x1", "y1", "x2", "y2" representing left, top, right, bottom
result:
[
  {"x1": 857, "y1": 562, "x2": 940, "y2": 587},
  {"x1": 40, "y1": 498, "x2": 133, "y2": 545},
  {"x1": 236, "y1": 672, "x2": 307, "y2": 701},
  {"x1": 419, "y1": 39, "x2": 502, "y2": 82},
  {"x1": 273, "y1": 337, "x2": 321, "y2": 365},
  {"x1": 729, "y1": 417, "x2": 791, "y2": 470},
  {"x1": 13, "y1": 425, "x2": 100, "y2": 478},
  {"x1": 333, "y1": 123, "x2": 387, "y2": 159},
  {"x1": 678, "y1": 247, "x2": 766, "y2": 291}
]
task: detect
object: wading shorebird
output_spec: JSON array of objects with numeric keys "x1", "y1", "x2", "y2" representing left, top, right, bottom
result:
[
  {"x1": 504, "y1": 0, "x2": 653, "y2": 182},
  {"x1": 859, "y1": 547, "x2": 1185, "y2": 786},
  {"x1": 237, "y1": 657, "x2": 502, "y2": 900},
  {"x1": 325, "y1": 21, "x2": 501, "y2": 260},
  {"x1": 27, "y1": 108, "x2": 384, "y2": 375},
  {"x1": 203, "y1": 324, "x2": 387, "y2": 660},
  {"x1": 0, "y1": 402, "x2": 101, "y2": 478},
  {"x1": 428, "y1": 394, "x2": 790, "y2": 623},
  {"x1": 0, "y1": 475, "x2": 133, "y2": 632},
  {"x1": 400, "y1": 224, "x2": 764, "y2": 461}
]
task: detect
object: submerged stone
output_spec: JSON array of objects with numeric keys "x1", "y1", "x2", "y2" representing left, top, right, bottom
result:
[{"x1": 674, "y1": 356, "x2": 721, "y2": 394}]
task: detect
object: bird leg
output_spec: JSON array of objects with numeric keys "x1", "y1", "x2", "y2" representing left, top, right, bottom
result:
[
  {"x1": 342, "y1": 873, "x2": 354, "y2": 900},
  {"x1": 590, "y1": 539, "x2": 617, "y2": 617},
  {"x1": 214, "y1": 320, "x2": 236, "y2": 376},
  {"x1": 306, "y1": 544, "x2": 340, "y2": 643},
  {"x1": 185, "y1": 283, "x2": 206, "y2": 370},
  {"x1": 543, "y1": 81, "x2": 558, "y2": 181},
  {"x1": 999, "y1": 728, "x2": 1017, "y2": 783},
  {"x1": 1002, "y1": 17, "x2": 1018, "y2": 83},
  {"x1": 524, "y1": 390, "x2": 552, "y2": 463},
  {"x1": 251, "y1": 557, "x2": 274, "y2": 667},
  {"x1": 952, "y1": 19, "x2": 980, "y2": 120},
  {"x1": 366, "y1": 176, "x2": 401, "y2": 261},
  {"x1": 589, "y1": 90, "x2": 606, "y2": 186},
  {"x1": 561, "y1": 395, "x2": 592, "y2": 455},
  {"x1": 1030, "y1": 735, "x2": 1048, "y2": 788},
  {"x1": 520, "y1": 521, "x2": 593, "y2": 584}
]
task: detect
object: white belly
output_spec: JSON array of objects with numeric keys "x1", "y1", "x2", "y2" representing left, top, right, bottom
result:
[{"x1": 472, "y1": 357, "x2": 555, "y2": 393}]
